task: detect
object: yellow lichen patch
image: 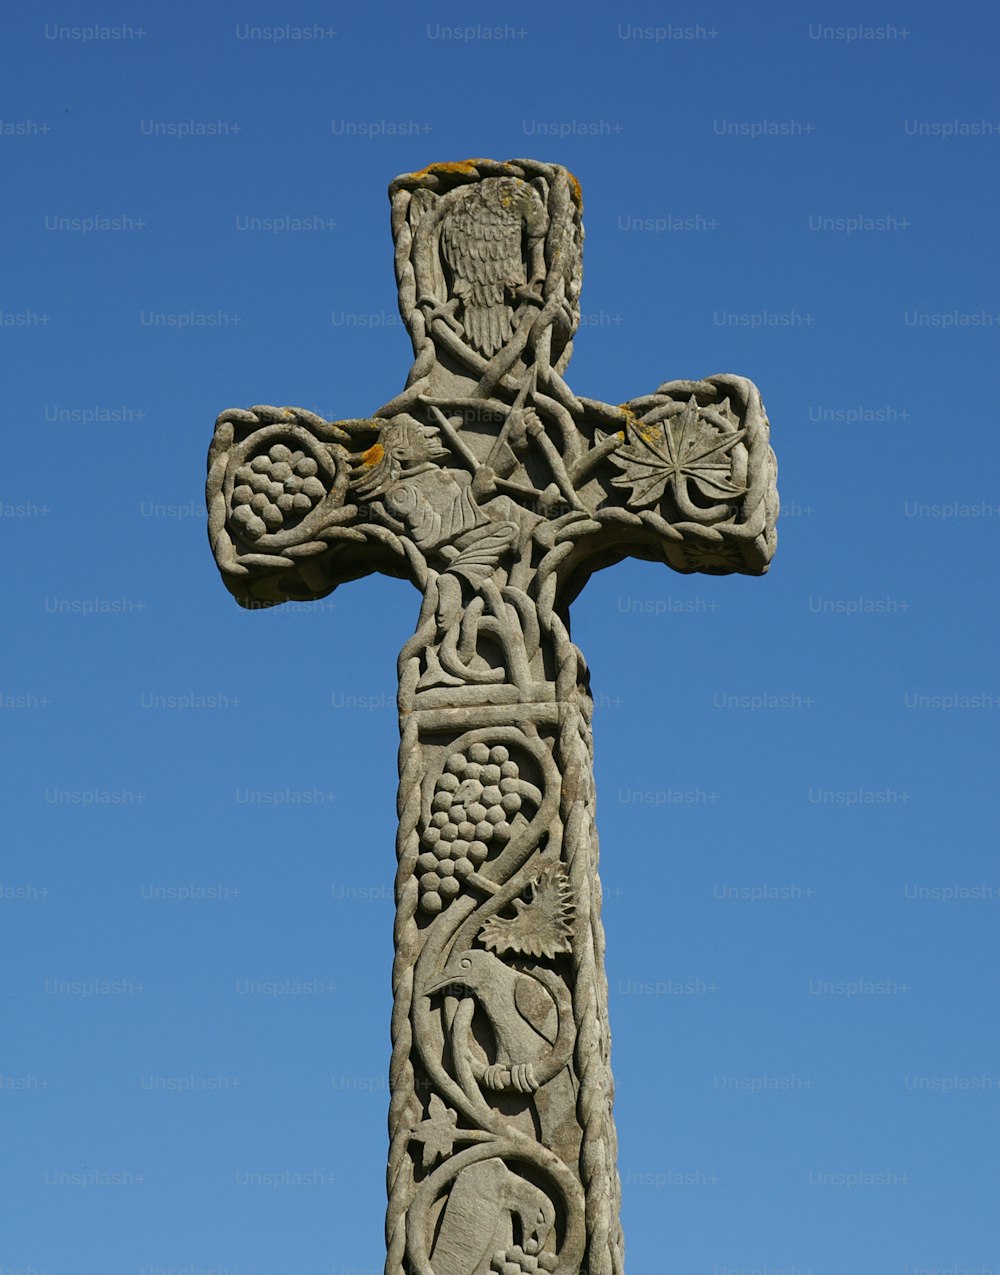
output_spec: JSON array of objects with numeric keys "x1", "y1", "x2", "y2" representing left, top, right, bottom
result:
[
  {"x1": 360, "y1": 442, "x2": 385, "y2": 468},
  {"x1": 567, "y1": 171, "x2": 583, "y2": 209},
  {"x1": 405, "y1": 159, "x2": 483, "y2": 182},
  {"x1": 615, "y1": 404, "x2": 651, "y2": 442}
]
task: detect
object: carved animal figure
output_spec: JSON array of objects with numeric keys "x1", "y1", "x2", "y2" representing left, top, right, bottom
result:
[
  {"x1": 429, "y1": 1155, "x2": 554, "y2": 1275},
  {"x1": 428, "y1": 949, "x2": 557, "y2": 1092},
  {"x1": 426, "y1": 948, "x2": 580, "y2": 1159},
  {"x1": 440, "y1": 178, "x2": 548, "y2": 358}
]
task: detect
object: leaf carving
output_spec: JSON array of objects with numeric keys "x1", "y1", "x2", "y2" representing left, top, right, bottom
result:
[
  {"x1": 409, "y1": 1094, "x2": 460, "y2": 1168},
  {"x1": 609, "y1": 396, "x2": 747, "y2": 509},
  {"x1": 479, "y1": 866, "x2": 574, "y2": 959}
]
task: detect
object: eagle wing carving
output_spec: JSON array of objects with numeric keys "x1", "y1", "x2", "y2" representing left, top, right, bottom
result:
[{"x1": 439, "y1": 178, "x2": 535, "y2": 359}]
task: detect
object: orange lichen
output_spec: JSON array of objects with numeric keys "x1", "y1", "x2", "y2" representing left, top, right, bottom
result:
[
  {"x1": 360, "y1": 442, "x2": 384, "y2": 467},
  {"x1": 405, "y1": 159, "x2": 483, "y2": 182},
  {"x1": 567, "y1": 171, "x2": 583, "y2": 209},
  {"x1": 616, "y1": 404, "x2": 651, "y2": 442}
]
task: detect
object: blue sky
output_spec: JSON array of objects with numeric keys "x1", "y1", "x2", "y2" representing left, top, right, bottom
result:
[{"x1": 3, "y1": 2, "x2": 999, "y2": 1273}]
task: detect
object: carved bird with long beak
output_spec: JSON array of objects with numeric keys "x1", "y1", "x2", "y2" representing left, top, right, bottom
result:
[
  {"x1": 426, "y1": 947, "x2": 580, "y2": 1163},
  {"x1": 426, "y1": 949, "x2": 557, "y2": 1094}
]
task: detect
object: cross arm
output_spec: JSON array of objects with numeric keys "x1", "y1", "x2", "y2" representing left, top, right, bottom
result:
[
  {"x1": 205, "y1": 404, "x2": 416, "y2": 609},
  {"x1": 205, "y1": 374, "x2": 778, "y2": 611},
  {"x1": 536, "y1": 373, "x2": 779, "y2": 608}
]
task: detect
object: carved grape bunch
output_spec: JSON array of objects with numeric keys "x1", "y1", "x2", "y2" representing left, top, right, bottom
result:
[
  {"x1": 491, "y1": 1245, "x2": 557, "y2": 1275},
  {"x1": 417, "y1": 742, "x2": 525, "y2": 915},
  {"x1": 229, "y1": 443, "x2": 326, "y2": 541}
]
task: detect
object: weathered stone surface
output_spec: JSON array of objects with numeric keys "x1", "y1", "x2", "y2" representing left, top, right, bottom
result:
[{"x1": 206, "y1": 158, "x2": 778, "y2": 1275}]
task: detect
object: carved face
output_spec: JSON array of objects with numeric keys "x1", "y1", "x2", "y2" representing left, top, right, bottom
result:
[
  {"x1": 382, "y1": 415, "x2": 448, "y2": 467},
  {"x1": 350, "y1": 415, "x2": 448, "y2": 501}
]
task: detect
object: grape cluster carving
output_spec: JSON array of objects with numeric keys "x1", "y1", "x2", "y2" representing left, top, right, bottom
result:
[
  {"x1": 417, "y1": 742, "x2": 524, "y2": 915},
  {"x1": 491, "y1": 1244, "x2": 557, "y2": 1274},
  {"x1": 230, "y1": 443, "x2": 326, "y2": 541}
]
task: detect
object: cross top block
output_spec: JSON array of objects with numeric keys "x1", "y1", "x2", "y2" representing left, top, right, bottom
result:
[
  {"x1": 207, "y1": 159, "x2": 778, "y2": 611},
  {"x1": 387, "y1": 158, "x2": 584, "y2": 386}
]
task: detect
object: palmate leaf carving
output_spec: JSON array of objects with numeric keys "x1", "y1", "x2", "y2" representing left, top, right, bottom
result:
[
  {"x1": 608, "y1": 396, "x2": 747, "y2": 508},
  {"x1": 409, "y1": 1094, "x2": 460, "y2": 1169},
  {"x1": 480, "y1": 866, "x2": 574, "y2": 960}
]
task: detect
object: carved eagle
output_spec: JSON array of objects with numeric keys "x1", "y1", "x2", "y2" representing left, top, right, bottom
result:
[{"x1": 439, "y1": 177, "x2": 548, "y2": 359}]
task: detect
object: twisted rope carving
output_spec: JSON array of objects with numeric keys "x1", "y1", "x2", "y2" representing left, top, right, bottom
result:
[
  {"x1": 385, "y1": 640, "x2": 430, "y2": 1275},
  {"x1": 384, "y1": 574, "x2": 623, "y2": 1275},
  {"x1": 548, "y1": 611, "x2": 624, "y2": 1275}
]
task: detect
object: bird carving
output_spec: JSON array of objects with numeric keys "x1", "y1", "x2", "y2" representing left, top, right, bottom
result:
[
  {"x1": 427, "y1": 949, "x2": 558, "y2": 1094},
  {"x1": 426, "y1": 947, "x2": 580, "y2": 1162},
  {"x1": 439, "y1": 177, "x2": 548, "y2": 359}
]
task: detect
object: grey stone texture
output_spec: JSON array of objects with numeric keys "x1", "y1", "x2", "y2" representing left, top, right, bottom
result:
[{"x1": 206, "y1": 159, "x2": 778, "y2": 1275}]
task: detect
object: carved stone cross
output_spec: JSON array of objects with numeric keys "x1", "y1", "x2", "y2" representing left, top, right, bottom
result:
[{"x1": 206, "y1": 158, "x2": 778, "y2": 1275}]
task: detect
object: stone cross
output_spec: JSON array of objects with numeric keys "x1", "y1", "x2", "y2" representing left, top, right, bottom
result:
[{"x1": 206, "y1": 158, "x2": 778, "y2": 1275}]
